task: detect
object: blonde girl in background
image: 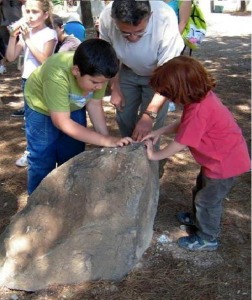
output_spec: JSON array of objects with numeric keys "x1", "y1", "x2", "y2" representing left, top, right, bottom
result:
[{"x1": 6, "y1": 0, "x2": 57, "y2": 167}]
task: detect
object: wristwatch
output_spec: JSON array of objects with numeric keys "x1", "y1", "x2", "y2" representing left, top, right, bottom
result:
[{"x1": 143, "y1": 110, "x2": 158, "y2": 120}]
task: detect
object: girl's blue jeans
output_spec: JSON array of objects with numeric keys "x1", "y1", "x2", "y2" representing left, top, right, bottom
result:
[
  {"x1": 192, "y1": 170, "x2": 236, "y2": 241},
  {"x1": 25, "y1": 103, "x2": 86, "y2": 195}
]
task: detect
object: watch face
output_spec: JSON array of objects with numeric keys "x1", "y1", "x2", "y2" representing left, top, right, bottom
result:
[{"x1": 144, "y1": 110, "x2": 157, "y2": 119}]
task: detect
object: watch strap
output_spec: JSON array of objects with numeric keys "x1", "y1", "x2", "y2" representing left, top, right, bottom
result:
[{"x1": 143, "y1": 110, "x2": 158, "y2": 120}]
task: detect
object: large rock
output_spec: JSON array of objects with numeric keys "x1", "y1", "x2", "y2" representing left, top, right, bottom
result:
[{"x1": 0, "y1": 144, "x2": 159, "y2": 291}]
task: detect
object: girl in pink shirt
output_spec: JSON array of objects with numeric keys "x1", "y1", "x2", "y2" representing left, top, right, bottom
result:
[{"x1": 142, "y1": 56, "x2": 250, "y2": 251}]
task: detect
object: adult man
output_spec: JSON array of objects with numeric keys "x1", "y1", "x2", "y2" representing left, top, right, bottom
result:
[{"x1": 99, "y1": 0, "x2": 184, "y2": 141}]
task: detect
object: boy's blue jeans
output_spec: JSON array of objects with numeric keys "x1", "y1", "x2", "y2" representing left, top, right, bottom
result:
[
  {"x1": 192, "y1": 171, "x2": 236, "y2": 241},
  {"x1": 25, "y1": 104, "x2": 86, "y2": 195}
]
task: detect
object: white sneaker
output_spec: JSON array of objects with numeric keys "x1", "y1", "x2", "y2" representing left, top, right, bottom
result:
[
  {"x1": 0, "y1": 65, "x2": 7, "y2": 75},
  {"x1": 168, "y1": 102, "x2": 176, "y2": 112},
  {"x1": 16, "y1": 151, "x2": 29, "y2": 167}
]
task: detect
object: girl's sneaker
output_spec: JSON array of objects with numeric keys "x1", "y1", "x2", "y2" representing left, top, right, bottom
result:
[
  {"x1": 0, "y1": 64, "x2": 7, "y2": 75},
  {"x1": 178, "y1": 234, "x2": 219, "y2": 251},
  {"x1": 16, "y1": 151, "x2": 29, "y2": 167},
  {"x1": 168, "y1": 102, "x2": 176, "y2": 112},
  {"x1": 11, "y1": 107, "x2": 25, "y2": 118}
]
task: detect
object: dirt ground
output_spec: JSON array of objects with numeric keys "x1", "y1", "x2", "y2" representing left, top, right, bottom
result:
[{"x1": 0, "y1": 12, "x2": 251, "y2": 300}]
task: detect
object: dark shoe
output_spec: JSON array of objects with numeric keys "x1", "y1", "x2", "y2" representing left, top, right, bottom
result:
[
  {"x1": 11, "y1": 107, "x2": 25, "y2": 118},
  {"x1": 159, "y1": 159, "x2": 167, "y2": 178},
  {"x1": 180, "y1": 224, "x2": 197, "y2": 235},
  {"x1": 177, "y1": 234, "x2": 219, "y2": 251},
  {"x1": 177, "y1": 212, "x2": 194, "y2": 226}
]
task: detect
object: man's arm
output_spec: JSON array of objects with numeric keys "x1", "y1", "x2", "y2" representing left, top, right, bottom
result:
[
  {"x1": 142, "y1": 120, "x2": 180, "y2": 145},
  {"x1": 132, "y1": 92, "x2": 167, "y2": 141},
  {"x1": 109, "y1": 73, "x2": 125, "y2": 112}
]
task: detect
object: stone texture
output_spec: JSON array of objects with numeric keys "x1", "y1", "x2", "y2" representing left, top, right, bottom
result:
[{"x1": 0, "y1": 144, "x2": 159, "y2": 291}]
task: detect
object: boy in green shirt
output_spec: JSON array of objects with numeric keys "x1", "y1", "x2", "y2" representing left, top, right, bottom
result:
[{"x1": 24, "y1": 39, "x2": 132, "y2": 195}]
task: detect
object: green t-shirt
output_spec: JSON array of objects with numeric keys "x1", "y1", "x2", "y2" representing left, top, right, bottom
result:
[{"x1": 24, "y1": 52, "x2": 107, "y2": 116}]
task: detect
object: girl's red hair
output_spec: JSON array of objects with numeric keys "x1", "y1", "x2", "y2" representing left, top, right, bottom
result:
[{"x1": 150, "y1": 56, "x2": 216, "y2": 105}]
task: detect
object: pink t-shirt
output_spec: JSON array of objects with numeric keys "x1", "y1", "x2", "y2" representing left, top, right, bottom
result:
[{"x1": 175, "y1": 91, "x2": 251, "y2": 179}]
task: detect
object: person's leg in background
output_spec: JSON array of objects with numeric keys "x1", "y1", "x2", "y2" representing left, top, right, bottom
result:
[
  {"x1": 15, "y1": 78, "x2": 27, "y2": 167},
  {"x1": 116, "y1": 65, "x2": 142, "y2": 137},
  {"x1": 11, "y1": 78, "x2": 26, "y2": 119},
  {"x1": 0, "y1": 34, "x2": 7, "y2": 75}
]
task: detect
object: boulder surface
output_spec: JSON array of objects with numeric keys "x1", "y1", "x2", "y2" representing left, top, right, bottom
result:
[{"x1": 0, "y1": 144, "x2": 159, "y2": 291}]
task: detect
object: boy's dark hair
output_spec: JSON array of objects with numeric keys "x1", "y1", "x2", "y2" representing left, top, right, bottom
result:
[
  {"x1": 73, "y1": 39, "x2": 119, "y2": 78},
  {"x1": 150, "y1": 56, "x2": 216, "y2": 105},
  {"x1": 111, "y1": 0, "x2": 151, "y2": 26}
]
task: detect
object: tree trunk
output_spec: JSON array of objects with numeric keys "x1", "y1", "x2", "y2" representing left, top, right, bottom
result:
[
  {"x1": 210, "y1": 0, "x2": 214, "y2": 13},
  {"x1": 240, "y1": 1, "x2": 247, "y2": 12},
  {"x1": 80, "y1": 0, "x2": 93, "y2": 28}
]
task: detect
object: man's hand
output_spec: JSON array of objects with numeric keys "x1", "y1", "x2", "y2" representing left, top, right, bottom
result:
[
  {"x1": 110, "y1": 89, "x2": 125, "y2": 112},
  {"x1": 132, "y1": 114, "x2": 153, "y2": 142},
  {"x1": 110, "y1": 74, "x2": 125, "y2": 112},
  {"x1": 131, "y1": 93, "x2": 167, "y2": 141}
]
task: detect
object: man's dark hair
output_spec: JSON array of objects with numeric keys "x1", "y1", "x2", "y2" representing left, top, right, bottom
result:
[
  {"x1": 111, "y1": 0, "x2": 151, "y2": 26},
  {"x1": 73, "y1": 39, "x2": 119, "y2": 78}
]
